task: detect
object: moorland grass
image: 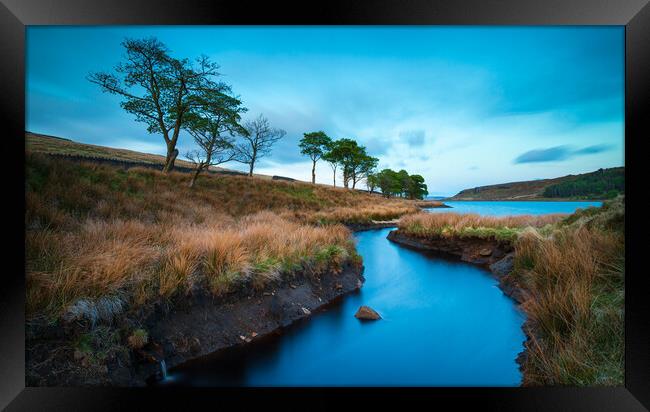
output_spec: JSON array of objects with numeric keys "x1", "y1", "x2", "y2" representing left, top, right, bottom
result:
[
  {"x1": 25, "y1": 154, "x2": 415, "y2": 321},
  {"x1": 398, "y1": 212, "x2": 566, "y2": 242},
  {"x1": 509, "y1": 197, "x2": 624, "y2": 385}
]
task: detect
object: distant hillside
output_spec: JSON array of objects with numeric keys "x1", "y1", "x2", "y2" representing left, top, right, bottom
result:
[{"x1": 450, "y1": 167, "x2": 624, "y2": 201}]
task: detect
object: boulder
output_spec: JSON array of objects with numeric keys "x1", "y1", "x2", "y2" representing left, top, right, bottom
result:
[
  {"x1": 479, "y1": 248, "x2": 492, "y2": 257},
  {"x1": 354, "y1": 306, "x2": 381, "y2": 320}
]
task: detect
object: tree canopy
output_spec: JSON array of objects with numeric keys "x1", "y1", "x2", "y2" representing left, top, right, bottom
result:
[
  {"x1": 88, "y1": 37, "x2": 226, "y2": 172},
  {"x1": 234, "y1": 114, "x2": 286, "y2": 176},
  {"x1": 372, "y1": 168, "x2": 428, "y2": 199},
  {"x1": 299, "y1": 131, "x2": 332, "y2": 184},
  {"x1": 183, "y1": 86, "x2": 247, "y2": 187}
]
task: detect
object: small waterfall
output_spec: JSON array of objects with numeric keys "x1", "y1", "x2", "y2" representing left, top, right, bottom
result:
[{"x1": 160, "y1": 359, "x2": 168, "y2": 380}]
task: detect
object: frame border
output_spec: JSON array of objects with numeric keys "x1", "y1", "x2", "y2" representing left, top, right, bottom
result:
[{"x1": 2, "y1": 0, "x2": 649, "y2": 410}]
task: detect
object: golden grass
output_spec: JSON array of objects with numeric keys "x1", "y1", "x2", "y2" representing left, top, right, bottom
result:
[
  {"x1": 27, "y1": 212, "x2": 358, "y2": 320},
  {"x1": 26, "y1": 154, "x2": 398, "y2": 321},
  {"x1": 398, "y1": 212, "x2": 566, "y2": 242},
  {"x1": 508, "y1": 198, "x2": 624, "y2": 385},
  {"x1": 26, "y1": 153, "x2": 417, "y2": 229}
]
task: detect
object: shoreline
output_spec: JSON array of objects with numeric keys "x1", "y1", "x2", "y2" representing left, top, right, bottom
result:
[
  {"x1": 385, "y1": 229, "x2": 531, "y2": 383},
  {"x1": 27, "y1": 221, "x2": 531, "y2": 387},
  {"x1": 26, "y1": 262, "x2": 365, "y2": 387},
  {"x1": 443, "y1": 198, "x2": 605, "y2": 203}
]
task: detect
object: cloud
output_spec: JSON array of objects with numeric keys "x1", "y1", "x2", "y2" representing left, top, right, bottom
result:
[
  {"x1": 514, "y1": 144, "x2": 613, "y2": 164},
  {"x1": 514, "y1": 146, "x2": 572, "y2": 163},
  {"x1": 399, "y1": 129, "x2": 426, "y2": 146},
  {"x1": 573, "y1": 144, "x2": 614, "y2": 155}
]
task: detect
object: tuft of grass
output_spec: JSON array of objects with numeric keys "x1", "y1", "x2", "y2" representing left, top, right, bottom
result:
[
  {"x1": 127, "y1": 328, "x2": 149, "y2": 350},
  {"x1": 398, "y1": 212, "x2": 565, "y2": 242},
  {"x1": 507, "y1": 197, "x2": 624, "y2": 385}
]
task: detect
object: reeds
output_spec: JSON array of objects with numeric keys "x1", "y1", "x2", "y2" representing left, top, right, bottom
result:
[
  {"x1": 509, "y1": 198, "x2": 624, "y2": 385},
  {"x1": 398, "y1": 212, "x2": 566, "y2": 241}
]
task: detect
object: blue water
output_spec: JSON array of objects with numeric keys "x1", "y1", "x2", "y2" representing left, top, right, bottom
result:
[
  {"x1": 156, "y1": 201, "x2": 600, "y2": 386},
  {"x1": 160, "y1": 227, "x2": 527, "y2": 386},
  {"x1": 429, "y1": 200, "x2": 602, "y2": 216}
]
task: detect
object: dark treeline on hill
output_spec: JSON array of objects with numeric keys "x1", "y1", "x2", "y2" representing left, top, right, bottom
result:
[{"x1": 542, "y1": 167, "x2": 624, "y2": 199}]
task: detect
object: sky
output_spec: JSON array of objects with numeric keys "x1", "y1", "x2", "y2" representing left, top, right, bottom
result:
[{"x1": 26, "y1": 26, "x2": 624, "y2": 197}]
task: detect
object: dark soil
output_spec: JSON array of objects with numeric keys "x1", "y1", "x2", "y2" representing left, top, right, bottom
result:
[{"x1": 26, "y1": 262, "x2": 364, "y2": 387}]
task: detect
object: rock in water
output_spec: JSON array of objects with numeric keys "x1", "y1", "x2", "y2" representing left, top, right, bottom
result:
[{"x1": 354, "y1": 306, "x2": 381, "y2": 320}]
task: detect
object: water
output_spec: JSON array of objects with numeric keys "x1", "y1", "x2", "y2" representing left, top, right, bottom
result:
[
  {"x1": 158, "y1": 227, "x2": 527, "y2": 386},
  {"x1": 429, "y1": 200, "x2": 602, "y2": 216},
  {"x1": 155, "y1": 201, "x2": 600, "y2": 386},
  {"x1": 160, "y1": 360, "x2": 167, "y2": 380}
]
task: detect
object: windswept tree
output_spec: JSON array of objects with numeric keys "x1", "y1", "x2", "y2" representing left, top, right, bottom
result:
[
  {"x1": 376, "y1": 169, "x2": 401, "y2": 197},
  {"x1": 88, "y1": 38, "x2": 224, "y2": 172},
  {"x1": 366, "y1": 172, "x2": 379, "y2": 193},
  {"x1": 234, "y1": 114, "x2": 286, "y2": 177},
  {"x1": 299, "y1": 131, "x2": 332, "y2": 184},
  {"x1": 356, "y1": 155, "x2": 379, "y2": 190},
  {"x1": 374, "y1": 168, "x2": 428, "y2": 199},
  {"x1": 184, "y1": 88, "x2": 247, "y2": 188},
  {"x1": 396, "y1": 169, "x2": 411, "y2": 197},
  {"x1": 405, "y1": 174, "x2": 429, "y2": 199},
  {"x1": 333, "y1": 139, "x2": 377, "y2": 189},
  {"x1": 322, "y1": 139, "x2": 345, "y2": 187}
]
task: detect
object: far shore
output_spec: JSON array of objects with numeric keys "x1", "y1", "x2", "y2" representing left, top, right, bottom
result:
[{"x1": 442, "y1": 198, "x2": 605, "y2": 203}]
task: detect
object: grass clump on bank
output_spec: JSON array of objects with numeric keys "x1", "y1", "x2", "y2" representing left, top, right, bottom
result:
[
  {"x1": 27, "y1": 154, "x2": 403, "y2": 323},
  {"x1": 508, "y1": 197, "x2": 624, "y2": 385},
  {"x1": 398, "y1": 212, "x2": 566, "y2": 242}
]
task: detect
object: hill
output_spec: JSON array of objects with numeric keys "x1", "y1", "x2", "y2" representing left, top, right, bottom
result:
[
  {"x1": 449, "y1": 167, "x2": 624, "y2": 201},
  {"x1": 25, "y1": 131, "x2": 252, "y2": 177}
]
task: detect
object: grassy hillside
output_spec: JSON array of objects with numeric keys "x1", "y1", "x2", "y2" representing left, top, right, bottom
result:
[
  {"x1": 25, "y1": 152, "x2": 419, "y2": 321},
  {"x1": 450, "y1": 167, "x2": 624, "y2": 201},
  {"x1": 26, "y1": 131, "x2": 245, "y2": 175}
]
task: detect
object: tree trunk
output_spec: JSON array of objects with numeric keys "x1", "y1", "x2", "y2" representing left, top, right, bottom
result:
[
  {"x1": 311, "y1": 160, "x2": 316, "y2": 184},
  {"x1": 163, "y1": 147, "x2": 179, "y2": 173},
  {"x1": 248, "y1": 161, "x2": 254, "y2": 177},
  {"x1": 188, "y1": 165, "x2": 202, "y2": 188}
]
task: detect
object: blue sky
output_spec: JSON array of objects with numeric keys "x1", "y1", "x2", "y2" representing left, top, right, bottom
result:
[{"x1": 26, "y1": 26, "x2": 624, "y2": 196}]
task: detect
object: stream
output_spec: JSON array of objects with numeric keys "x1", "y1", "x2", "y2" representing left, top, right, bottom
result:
[{"x1": 154, "y1": 201, "x2": 600, "y2": 386}]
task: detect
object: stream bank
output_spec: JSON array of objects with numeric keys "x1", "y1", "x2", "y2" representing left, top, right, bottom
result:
[{"x1": 26, "y1": 261, "x2": 364, "y2": 387}]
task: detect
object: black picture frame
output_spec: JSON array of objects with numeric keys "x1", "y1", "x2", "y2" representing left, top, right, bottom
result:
[{"x1": 2, "y1": 0, "x2": 648, "y2": 410}]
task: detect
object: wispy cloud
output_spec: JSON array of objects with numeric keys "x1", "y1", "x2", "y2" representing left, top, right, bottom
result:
[
  {"x1": 573, "y1": 144, "x2": 614, "y2": 155},
  {"x1": 514, "y1": 144, "x2": 613, "y2": 164},
  {"x1": 399, "y1": 130, "x2": 426, "y2": 146}
]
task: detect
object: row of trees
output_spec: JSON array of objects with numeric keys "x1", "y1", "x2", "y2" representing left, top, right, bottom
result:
[
  {"x1": 368, "y1": 169, "x2": 428, "y2": 199},
  {"x1": 299, "y1": 132, "x2": 378, "y2": 189},
  {"x1": 299, "y1": 131, "x2": 428, "y2": 199},
  {"x1": 89, "y1": 37, "x2": 285, "y2": 187}
]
